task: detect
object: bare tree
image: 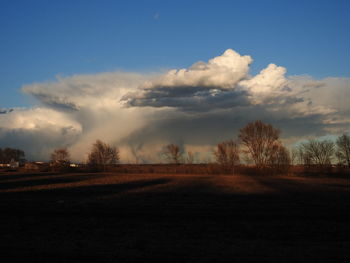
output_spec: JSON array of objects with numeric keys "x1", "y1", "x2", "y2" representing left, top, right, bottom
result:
[
  {"x1": 291, "y1": 147, "x2": 298, "y2": 165},
  {"x1": 292, "y1": 146, "x2": 311, "y2": 166},
  {"x1": 238, "y1": 120, "x2": 280, "y2": 169},
  {"x1": 336, "y1": 133, "x2": 350, "y2": 167},
  {"x1": 299, "y1": 147, "x2": 313, "y2": 167},
  {"x1": 162, "y1": 144, "x2": 183, "y2": 164},
  {"x1": 51, "y1": 148, "x2": 70, "y2": 162},
  {"x1": 303, "y1": 152, "x2": 313, "y2": 167},
  {"x1": 214, "y1": 140, "x2": 240, "y2": 173},
  {"x1": 50, "y1": 148, "x2": 70, "y2": 169},
  {"x1": 300, "y1": 139, "x2": 335, "y2": 167},
  {"x1": 268, "y1": 142, "x2": 291, "y2": 172},
  {"x1": 88, "y1": 140, "x2": 119, "y2": 171},
  {"x1": 0, "y1": 147, "x2": 25, "y2": 164}
]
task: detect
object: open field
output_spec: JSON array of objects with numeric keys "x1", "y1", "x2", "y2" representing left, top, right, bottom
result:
[{"x1": 1, "y1": 171, "x2": 350, "y2": 262}]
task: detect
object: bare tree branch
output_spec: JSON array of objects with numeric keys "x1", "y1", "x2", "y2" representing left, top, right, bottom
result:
[{"x1": 88, "y1": 140, "x2": 119, "y2": 171}]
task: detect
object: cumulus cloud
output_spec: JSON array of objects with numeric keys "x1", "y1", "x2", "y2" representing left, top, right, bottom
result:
[
  {"x1": 0, "y1": 108, "x2": 81, "y2": 160},
  {"x1": 122, "y1": 50, "x2": 308, "y2": 114},
  {"x1": 1, "y1": 49, "x2": 350, "y2": 162},
  {"x1": 142, "y1": 49, "x2": 252, "y2": 89},
  {"x1": 5, "y1": 72, "x2": 157, "y2": 161},
  {"x1": 22, "y1": 72, "x2": 148, "y2": 111},
  {"x1": 240, "y1": 63, "x2": 288, "y2": 94}
]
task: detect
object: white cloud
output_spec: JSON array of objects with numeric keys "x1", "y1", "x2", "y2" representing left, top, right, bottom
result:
[
  {"x1": 0, "y1": 107, "x2": 80, "y2": 131},
  {"x1": 0, "y1": 108, "x2": 82, "y2": 160},
  {"x1": 1, "y1": 49, "x2": 350, "y2": 162},
  {"x1": 141, "y1": 49, "x2": 252, "y2": 89},
  {"x1": 239, "y1": 63, "x2": 288, "y2": 94}
]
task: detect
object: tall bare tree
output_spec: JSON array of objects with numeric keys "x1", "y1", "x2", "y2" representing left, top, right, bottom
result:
[
  {"x1": 300, "y1": 139, "x2": 334, "y2": 167},
  {"x1": 88, "y1": 140, "x2": 119, "y2": 171},
  {"x1": 267, "y1": 142, "x2": 291, "y2": 172},
  {"x1": 300, "y1": 149, "x2": 313, "y2": 167},
  {"x1": 214, "y1": 140, "x2": 240, "y2": 173},
  {"x1": 238, "y1": 120, "x2": 280, "y2": 169},
  {"x1": 292, "y1": 146, "x2": 311, "y2": 166},
  {"x1": 290, "y1": 147, "x2": 299, "y2": 165},
  {"x1": 336, "y1": 133, "x2": 350, "y2": 167},
  {"x1": 162, "y1": 144, "x2": 183, "y2": 164}
]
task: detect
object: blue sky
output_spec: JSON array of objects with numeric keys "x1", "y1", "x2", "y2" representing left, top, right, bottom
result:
[
  {"x1": 1, "y1": 0, "x2": 350, "y2": 161},
  {"x1": 1, "y1": 0, "x2": 350, "y2": 108}
]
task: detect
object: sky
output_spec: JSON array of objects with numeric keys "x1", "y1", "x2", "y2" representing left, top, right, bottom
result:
[{"x1": 1, "y1": 0, "x2": 350, "y2": 162}]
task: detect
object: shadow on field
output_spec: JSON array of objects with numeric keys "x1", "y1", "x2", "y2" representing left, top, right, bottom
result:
[
  {"x1": 0, "y1": 172, "x2": 58, "y2": 182},
  {"x1": 0, "y1": 177, "x2": 171, "y2": 202},
  {"x1": 1, "y1": 173, "x2": 350, "y2": 262},
  {"x1": 254, "y1": 176, "x2": 350, "y2": 195},
  {"x1": 0, "y1": 175, "x2": 84, "y2": 190},
  {"x1": 254, "y1": 176, "x2": 321, "y2": 194}
]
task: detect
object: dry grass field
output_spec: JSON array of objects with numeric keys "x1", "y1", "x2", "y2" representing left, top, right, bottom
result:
[{"x1": 1, "y1": 171, "x2": 350, "y2": 262}]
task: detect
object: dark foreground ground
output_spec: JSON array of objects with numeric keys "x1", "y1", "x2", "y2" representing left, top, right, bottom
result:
[{"x1": 1, "y1": 172, "x2": 350, "y2": 262}]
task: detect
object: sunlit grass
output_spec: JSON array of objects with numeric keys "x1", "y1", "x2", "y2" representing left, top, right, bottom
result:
[{"x1": 1, "y1": 171, "x2": 350, "y2": 195}]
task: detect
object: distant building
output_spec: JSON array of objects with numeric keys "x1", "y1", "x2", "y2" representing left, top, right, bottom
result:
[
  {"x1": 9, "y1": 159, "x2": 19, "y2": 169},
  {"x1": 0, "y1": 158, "x2": 25, "y2": 169}
]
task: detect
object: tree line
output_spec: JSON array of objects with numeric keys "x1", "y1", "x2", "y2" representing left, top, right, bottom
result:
[
  {"x1": 0, "y1": 148, "x2": 25, "y2": 164},
  {"x1": 162, "y1": 120, "x2": 350, "y2": 173},
  {"x1": 50, "y1": 140, "x2": 119, "y2": 171},
  {"x1": 1, "y1": 120, "x2": 350, "y2": 173},
  {"x1": 47, "y1": 120, "x2": 291, "y2": 173},
  {"x1": 162, "y1": 120, "x2": 291, "y2": 174},
  {"x1": 292, "y1": 134, "x2": 350, "y2": 168}
]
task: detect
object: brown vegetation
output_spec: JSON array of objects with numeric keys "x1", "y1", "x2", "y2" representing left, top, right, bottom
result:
[
  {"x1": 50, "y1": 148, "x2": 70, "y2": 171},
  {"x1": 162, "y1": 143, "x2": 183, "y2": 164},
  {"x1": 336, "y1": 133, "x2": 350, "y2": 167},
  {"x1": 238, "y1": 120, "x2": 291, "y2": 174},
  {"x1": 299, "y1": 139, "x2": 335, "y2": 167},
  {"x1": 1, "y1": 121, "x2": 350, "y2": 262},
  {"x1": 214, "y1": 140, "x2": 240, "y2": 174},
  {"x1": 0, "y1": 147, "x2": 25, "y2": 164},
  {"x1": 2, "y1": 121, "x2": 350, "y2": 177},
  {"x1": 87, "y1": 140, "x2": 119, "y2": 171},
  {"x1": 1, "y1": 171, "x2": 350, "y2": 262}
]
